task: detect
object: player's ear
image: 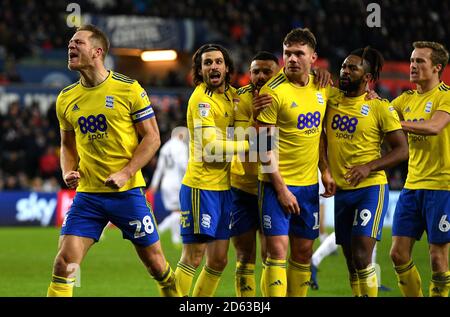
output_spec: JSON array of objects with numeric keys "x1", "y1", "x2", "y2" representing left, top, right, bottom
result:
[
  {"x1": 311, "y1": 51, "x2": 318, "y2": 64},
  {"x1": 97, "y1": 47, "x2": 103, "y2": 57},
  {"x1": 433, "y1": 63, "x2": 442, "y2": 75},
  {"x1": 95, "y1": 47, "x2": 103, "y2": 59},
  {"x1": 364, "y1": 72, "x2": 373, "y2": 83}
]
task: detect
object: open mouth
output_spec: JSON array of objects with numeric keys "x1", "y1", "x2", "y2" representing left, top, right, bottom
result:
[
  {"x1": 209, "y1": 72, "x2": 221, "y2": 82},
  {"x1": 256, "y1": 81, "x2": 265, "y2": 90},
  {"x1": 69, "y1": 52, "x2": 79, "y2": 61}
]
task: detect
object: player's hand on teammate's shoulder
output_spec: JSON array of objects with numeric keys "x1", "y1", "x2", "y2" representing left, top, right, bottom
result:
[
  {"x1": 252, "y1": 90, "x2": 273, "y2": 120},
  {"x1": 63, "y1": 171, "x2": 80, "y2": 189},
  {"x1": 364, "y1": 84, "x2": 380, "y2": 100},
  {"x1": 312, "y1": 67, "x2": 333, "y2": 88},
  {"x1": 105, "y1": 169, "x2": 132, "y2": 189}
]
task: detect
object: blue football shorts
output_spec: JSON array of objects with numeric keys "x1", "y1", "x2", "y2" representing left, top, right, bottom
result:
[
  {"x1": 334, "y1": 184, "x2": 389, "y2": 245},
  {"x1": 258, "y1": 181, "x2": 320, "y2": 239},
  {"x1": 229, "y1": 187, "x2": 259, "y2": 237},
  {"x1": 61, "y1": 187, "x2": 160, "y2": 247},
  {"x1": 393, "y1": 189, "x2": 450, "y2": 244},
  {"x1": 179, "y1": 184, "x2": 232, "y2": 243}
]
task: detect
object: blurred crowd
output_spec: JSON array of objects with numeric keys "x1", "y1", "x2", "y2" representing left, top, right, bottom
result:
[
  {"x1": 1, "y1": 0, "x2": 449, "y2": 83},
  {"x1": 2, "y1": 0, "x2": 445, "y2": 191},
  {"x1": 0, "y1": 101, "x2": 61, "y2": 191}
]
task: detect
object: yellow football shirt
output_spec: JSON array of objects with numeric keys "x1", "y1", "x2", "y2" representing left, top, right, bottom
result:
[
  {"x1": 391, "y1": 82, "x2": 450, "y2": 190},
  {"x1": 326, "y1": 91, "x2": 402, "y2": 189},
  {"x1": 257, "y1": 69, "x2": 332, "y2": 186},
  {"x1": 56, "y1": 71, "x2": 153, "y2": 192},
  {"x1": 182, "y1": 83, "x2": 247, "y2": 190},
  {"x1": 231, "y1": 84, "x2": 258, "y2": 195}
]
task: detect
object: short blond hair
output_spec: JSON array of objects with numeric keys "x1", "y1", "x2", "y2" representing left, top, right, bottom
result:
[
  {"x1": 413, "y1": 41, "x2": 449, "y2": 77},
  {"x1": 76, "y1": 24, "x2": 110, "y2": 60}
]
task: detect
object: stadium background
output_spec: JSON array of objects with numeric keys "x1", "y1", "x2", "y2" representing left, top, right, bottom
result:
[{"x1": 0, "y1": 0, "x2": 448, "y2": 297}]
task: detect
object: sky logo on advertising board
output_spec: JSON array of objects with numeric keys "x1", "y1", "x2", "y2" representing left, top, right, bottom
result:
[{"x1": 16, "y1": 193, "x2": 57, "y2": 226}]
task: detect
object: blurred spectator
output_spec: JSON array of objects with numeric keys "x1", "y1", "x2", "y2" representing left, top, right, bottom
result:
[
  {"x1": 3, "y1": 57, "x2": 21, "y2": 82},
  {"x1": 4, "y1": 175, "x2": 21, "y2": 190},
  {"x1": 2, "y1": 151, "x2": 27, "y2": 175},
  {"x1": 42, "y1": 176, "x2": 61, "y2": 192},
  {"x1": 17, "y1": 171, "x2": 29, "y2": 189},
  {"x1": 39, "y1": 145, "x2": 60, "y2": 179},
  {"x1": 30, "y1": 176, "x2": 44, "y2": 192},
  {"x1": 0, "y1": 98, "x2": 62, "y2": 191},
  {"x1": 165, "y1": 70, "x2": 184, "y2": 87}
]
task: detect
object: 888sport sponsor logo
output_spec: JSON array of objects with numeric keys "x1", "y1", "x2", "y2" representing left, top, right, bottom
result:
[
  {"x1": 78, "y1": 114, "x2": 109, "y2": 141},
  {"x1": 406, "y1": 118, "x2": 428, "y2": 143},
  {"x1": 331, "y1": 114, "x2": 359, "y2": 140},
  {"x1": 297, "y1": 111, "x2": 321, "y2": 135}
]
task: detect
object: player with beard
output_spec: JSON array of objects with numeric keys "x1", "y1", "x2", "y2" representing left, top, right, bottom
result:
[
  {"x1": 230, "y1": 51, "x2": 280, "y2": 297},
  {"x1": 175, "y1": 44, "x2": 251, "y2": 297},
  {"x1": 325, "y1": 47, "x2": 408, "y2": 296}
]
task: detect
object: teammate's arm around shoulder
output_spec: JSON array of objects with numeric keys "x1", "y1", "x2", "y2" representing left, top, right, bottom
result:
[
  {"x1": 401, "y1": 110, "x2": 450, "y2": 136},
  {"x1": 311, "y1": 67, "x2": 333, "y2": 88}
]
